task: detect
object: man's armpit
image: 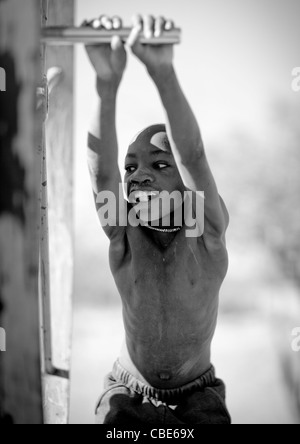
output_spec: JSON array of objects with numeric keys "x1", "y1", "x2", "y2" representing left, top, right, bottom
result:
[{"x1": 202, "y1": 196, "x2": 229, "y2": 249}]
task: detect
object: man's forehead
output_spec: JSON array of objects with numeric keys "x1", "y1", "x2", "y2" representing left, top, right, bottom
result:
[{"x1": 128, "y1": 125, "x2": 171, "y2": 154}]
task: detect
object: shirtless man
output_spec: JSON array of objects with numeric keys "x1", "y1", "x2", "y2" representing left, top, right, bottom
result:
[{"x1": 84, "y1": 15, "x2": 231, "y2": 425}]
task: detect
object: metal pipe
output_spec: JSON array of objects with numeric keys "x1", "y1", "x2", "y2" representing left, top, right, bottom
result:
[{"x1": 41, "y1": 26, "x2": 181, "y2": 45}]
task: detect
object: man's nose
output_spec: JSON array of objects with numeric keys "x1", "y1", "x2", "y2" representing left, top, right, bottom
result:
[{"x1": 130, "y1": 170, "x2": 154, "y2": 186}]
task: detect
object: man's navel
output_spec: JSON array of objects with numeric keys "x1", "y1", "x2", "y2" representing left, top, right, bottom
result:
[{"x1": 159, "y1": 372, "x2": 172, "y2": 381}]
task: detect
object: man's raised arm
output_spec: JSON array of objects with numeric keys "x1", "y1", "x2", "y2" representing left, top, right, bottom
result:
[
  {"x1": 128, "y1": 15, "x2": 229, "y2": 248},
  {"x1": 84, "y1": 18, "x2": 127, "y2": 242}
]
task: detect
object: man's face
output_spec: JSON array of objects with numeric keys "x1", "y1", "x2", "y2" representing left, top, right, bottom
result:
[{"x1": 124, "y1": 126, "x2": 185, "y2": 204}]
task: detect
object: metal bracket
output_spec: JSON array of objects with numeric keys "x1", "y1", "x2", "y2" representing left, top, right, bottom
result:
[
  {"x1": 37, "y1": 68, "x2": 62, "y2": 121},
  {"x1": 37, "y1": 75, "x2": 48, "y2": 121},
  {"x1": 38, "y1": 64, "x2": 68, "y2": 380}
]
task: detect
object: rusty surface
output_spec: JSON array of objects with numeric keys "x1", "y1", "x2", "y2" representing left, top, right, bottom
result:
[{"x1": 0, "y1": 0, "x2": 43, "y2": 424}]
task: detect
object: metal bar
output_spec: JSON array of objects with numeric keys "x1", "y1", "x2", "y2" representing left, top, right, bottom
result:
[{"x1": 41, "y1": 26, "x2": 181, "y2": 45}]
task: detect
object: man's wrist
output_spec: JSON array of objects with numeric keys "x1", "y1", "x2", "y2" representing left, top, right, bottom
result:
[
  {"x1": 148, "y1": 64, "x2": 176, "y2": 86},
  {"x1": 96, "y1": 76, "x2": 119, "y2": 99}
]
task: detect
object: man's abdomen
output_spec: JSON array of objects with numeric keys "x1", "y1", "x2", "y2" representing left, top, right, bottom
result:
[{"x1": 121, "y1": 293, "x2": 218, "y2": 389}]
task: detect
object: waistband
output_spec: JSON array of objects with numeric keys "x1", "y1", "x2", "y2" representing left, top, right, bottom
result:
[{"x1": 113, "y1": 360, "x2": 216, "y2": 403}]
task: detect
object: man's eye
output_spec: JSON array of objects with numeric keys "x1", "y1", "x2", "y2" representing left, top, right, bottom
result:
[
  {"x1": 125, "y1": 166, "x2": 136, "y2": 173},
  {"x1": 156, "y1": 163, "x2": 169, "y2": 170}
]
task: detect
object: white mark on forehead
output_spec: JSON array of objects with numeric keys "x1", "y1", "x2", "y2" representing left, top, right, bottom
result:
[
  {"x1": 150, "y1": 132, "x2": 169, "y2": 152},
  {"x1": 129, "y1": 127, "x2": 170, "y2": 152}
]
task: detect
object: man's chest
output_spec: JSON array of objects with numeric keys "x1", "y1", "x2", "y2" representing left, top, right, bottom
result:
[{"x1": 113, "y1": 228, "x2": 227, "y2": 301}]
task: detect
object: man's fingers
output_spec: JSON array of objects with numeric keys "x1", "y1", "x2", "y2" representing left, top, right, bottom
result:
[
  {"x1": 90, "y1": 18, "x2": 102, "y2": 29},
  {"x1": 100, "y1": 15, "x2": 113, "y2": 30},
  {"x1": 164, "y1": 19, "x2": 175, "y2": 31},
  {"x1": 112, "y1": 16, "x2": 122, "y2": 30},
  {"x1": 131, "y1": 14, "x2": 143, "y2": 32},
  {"x1": 127, "y1": 15, "x2": 143, "y2": 48},
  {"x1": 127, "y1": 26, "x2": 142, "y2": 51},
  {"x1": 154, "y1": 16, "x2": 165, "y2": 38},
  {"x1": 143, "y1": 15, "x2": 155, "y2": 39},
  {"x1": 132, "y1": 14, "x2": 143, "y2": 27},
  {"x1": 111, "y1": 35, "x2": 123, "y2": 52},
  {"x1": 83, "y1": 16, "x2": 120, "y2": 30}
]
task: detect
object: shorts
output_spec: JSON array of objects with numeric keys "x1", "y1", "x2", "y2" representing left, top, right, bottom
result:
[{"x1": 95, "y1": 360, "x2": 231, "y2": 425}]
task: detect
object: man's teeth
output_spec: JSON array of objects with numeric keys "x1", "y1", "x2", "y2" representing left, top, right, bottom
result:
[{"x1": 131, "y1": 191, "x2": 159, "y2": 203}]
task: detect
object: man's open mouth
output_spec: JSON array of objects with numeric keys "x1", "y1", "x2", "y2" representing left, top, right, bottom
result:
[{"x1": 129, "y1": 190, "x2": 160, "y2": 204}]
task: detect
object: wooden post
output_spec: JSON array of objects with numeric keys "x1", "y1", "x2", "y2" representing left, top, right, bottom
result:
[
  {"x1": 40, "y1": 0, "x2": 75, "y2": 424},
  {"x1": 0, "y1": 0, "x2": 43, "y2": 424}
]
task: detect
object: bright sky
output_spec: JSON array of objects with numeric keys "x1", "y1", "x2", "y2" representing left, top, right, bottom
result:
[
  {"x1": 74, "y1": 0, "x2": 300, "y2": 238},
  {"x1": 75, "y1": 0, "x2": 300, "y2": 143}
]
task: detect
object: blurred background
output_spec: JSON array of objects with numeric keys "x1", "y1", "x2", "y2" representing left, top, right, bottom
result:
[{"x1": 70, "y1": 0, "x2": 300, "y2": 424}]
